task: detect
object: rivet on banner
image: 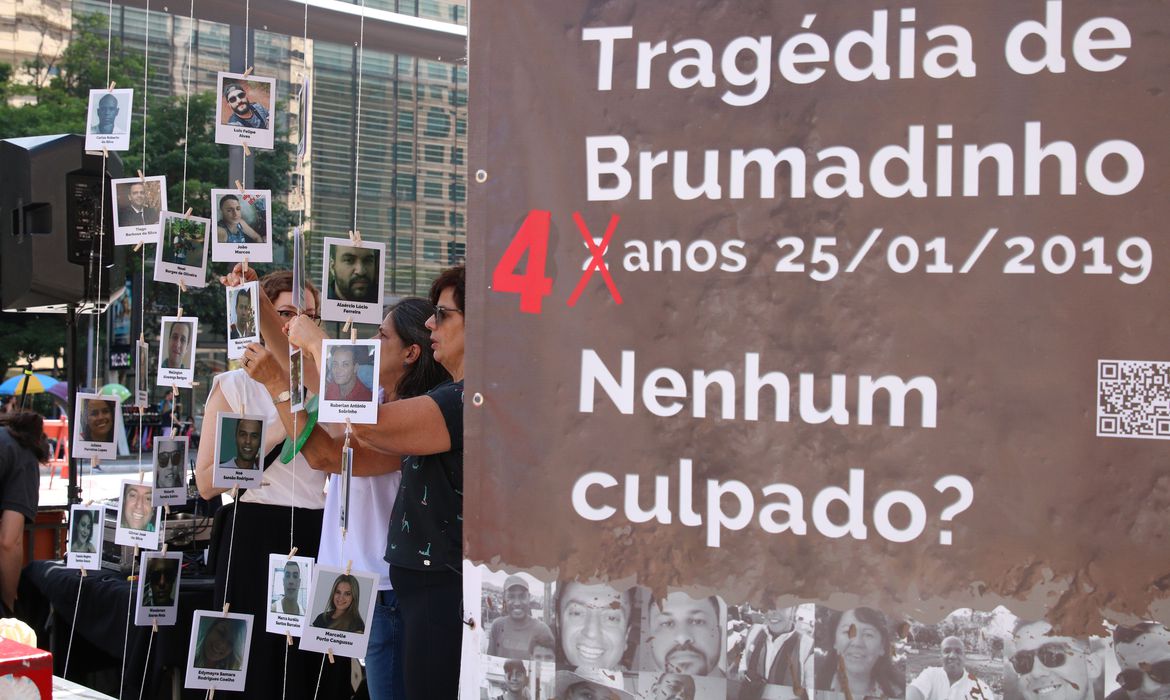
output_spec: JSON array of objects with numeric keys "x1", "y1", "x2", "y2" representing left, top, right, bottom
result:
[{"x1": 474, "y1": 169, "x2": 488, "y2": 184}]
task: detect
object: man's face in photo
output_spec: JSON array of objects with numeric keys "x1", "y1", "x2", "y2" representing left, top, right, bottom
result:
[
  {"x1": 226, "y1": 86, "x2": 250, "y2": 116},
  {"x1": 505, "y1": 584, "x2": 531, "y2": 620},
  {"x1": 234, "y1": 291, "x2": 255, "y2": 333},
  {"x1": 123, "y1": 484, "x2": 153, "y2": 529},
  {"x1": 942, "y1": 636, "x2": 966, "y2": 680},
  {"x1": 648, "y1": 592, "x2": 721, "y2": 675},
  {"x1": 96, "y1": 94, "x2": 119, "y2": 132},
  {"x1": 764, "y1": 608, "x2": 793, "y2": 636},
  {"x1": 505, "y1": 663, "x2": 528, "y2": 693},
  {"x1": 1011, "y1": 622, "x2": 1098, "y2": 700},
  {"x1": 564, "y1": 682, "x2": 617, "y2": 700},
  {"x1": 330, "y1": 245, "x2": 377, "y2": 302},
  {"x1": 167, "y1": 323, "x2": 191, "y2": 367},
  {"x1": 233, "y1": 419, "x2": 262, "y2": 467},
  {"x1": 331, "y1": 347, "x2": 357, "y2": 387},
  {"x1": 129, "y1": 183, "x2": 146, "y2": 208},
  {"x1": 282, "y1": 562, "x2": 301, "y2": 598},
  {"x1": 156, "y1": 441, "x2": 184, "y2": 487},
  {"x1": 1115, "y1": 625, "x2": 1170, "y2": 700},
  {"x1": 558, "y1": 582, "x2": 630, "y2": 670},
  {"x1": 147, "y1": 560, "x2": 175, "y2": 604}
]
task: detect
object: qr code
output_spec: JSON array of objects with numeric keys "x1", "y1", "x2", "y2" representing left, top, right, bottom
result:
[{"x1": 1097, "y1": 360, "x2": 1170, "y2": 439}]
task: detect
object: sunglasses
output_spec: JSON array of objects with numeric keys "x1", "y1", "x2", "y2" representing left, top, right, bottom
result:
[
  {"x1": 1117, "y1": 661, "x2": 1170, "y2": 691},
  {"x1": 157, "y1": 451, "x2": 183, "y2": 467},
  {"x1": 1010, "y1": 644, "x2": 1071, "y2": 674},
  {"x1": 433, "y1": 305, "x2": 463, "y2": 324}
]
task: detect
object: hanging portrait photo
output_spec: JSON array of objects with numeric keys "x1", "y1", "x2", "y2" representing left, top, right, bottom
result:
[
  {"x1": 289, "y1": 347, "x2": 304, "y2": 412},
  {"x1": 298, "y1": 565, "x2": 379, "y2": 658},
  {"x1": 320, "y1": 237, "x2": 386, "y2": 325},
  {"x1": 72, "y1": 392, "x2": 124, "y2": 460},
  {"x1": 226, "y1": 281, "x2": 260, "y2": 359},
  {"x1": 134, "y1": 340, "x2": 149, "y2": 408},
  {"x1": 210, "y1": 189, "x2": 273, "y2": 263},
  {"x1": 154, "y1": 212, "x2": 210, "y2": 288},
  {"x1": 84, "y1": 88, "x2": 133, "y2": 151},
  {"x1": 153, "y1": 436, "x2": 189, "y2": 507},
  {"x1": 135, "y1": 550, "x2": 183, "y2": 626},
  {"x1": 115, "y1": 480, "x2": 161, "y2": 548},
  {"x1": 265, "y1": 554, "x2": 315, "y2": 636},
  {"x1": 111, "y1": 176, "x2": 167, "y2": 245},
  {"x1": 66, "y1": 505, "x2": 104, "y2": 570},
  {"x1": 215, "y1": 72, "x2": 276, "y2": 150},
  {"x1": 317, "y1": 339, "x2": 380, "y2": 424},
  {"x1": 157, "y1": 316, "x2": 198, "y2": 388},
  {"x1": 185, "y1": 610, "x2": 254, "y2": 692},
  {"x1": 212, "y1": 413, "x2": 265, "y2": 489}
]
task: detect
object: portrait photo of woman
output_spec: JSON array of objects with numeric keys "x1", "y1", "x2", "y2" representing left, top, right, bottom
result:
[
  {"x1": 70, "y1": 509, "x2": 98, "y2": 554},
  {"x1": 81, "y1": 398, "x2": 116, "y2": 443},
  {"x1": 194, "y1": 617, "x2": 247, "y2": 671},
  {"x1": 815, "y1": 606, "x2": 906, "y2": 700},
  {"x1": 310, "y1": 573, "x2": 366, "y2": 634}
]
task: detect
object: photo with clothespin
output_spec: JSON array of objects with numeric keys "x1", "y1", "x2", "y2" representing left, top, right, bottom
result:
[
  {"x1": 84, "y1": 87, "x2": 134, "y2": 151},
  {"x1": 317, "y1": 338, "x2": 381, "y2": 425},
  {"x1": 110, "y1": 175, "x2": 168, "y2": 245},
  {"x1": 226, "y1": 280, "x2": 261, "y2": 359},
  {"x1": 152, "y1": 435, "x2": 190, "y2": 507},
  {"x1": 157, "y1": 315, "x2": 199, "y2": 388},
  {"x1": 135, "y1": 550, "x2": 183, "y2": 626},
  {"x1": 134, "y1": 340, "x2": 150, "y2": 408},
  {"x1": 319, "y1": 235, "x2": 386, "y2": 325},
  {"x1": 212, "y1": 412, "x2": 266, "y2": 489},
  {"x1": 65, "y1": 504, "x2": 105, "y2": 570},
  {"x1": 210, "y1": 188, "x2": 274, "y2": 263},
  {"x1": 154, "y1": 211, "x2": 211, "y2": 288},
  {"x1": 215, "y1": 71, "x2": 276, "y2": 150},
  {"x1": 185, "y1": 609, "x2": 254, "y2": 691},
  {"x1": 265, "y1": 553, "x2": 315, "y2": 637},
  {"x1": 72, "y1": 391, "x2": 124, "y2": 460},
  {"x1": 297, "y1": 563, "x2": 379, "y2": 658},
  {"x1": 114, "y1": 479, "x2": 162, "y2": 549}
]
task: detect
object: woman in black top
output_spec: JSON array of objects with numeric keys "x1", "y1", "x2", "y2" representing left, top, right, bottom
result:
[{"x1": 310, "y1": 574, "x2": 366, "y2": 633}]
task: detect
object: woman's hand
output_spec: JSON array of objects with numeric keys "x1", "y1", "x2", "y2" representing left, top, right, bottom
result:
[
  {"x1": 241, "y1": 343, "x2": 287, "y2": 396},
  {"x1": 219, "y1": 262, "x2": 259, "y2": 288},
  {"x1": 287, "y1": 315, "x2": 327, "y2": 361}
]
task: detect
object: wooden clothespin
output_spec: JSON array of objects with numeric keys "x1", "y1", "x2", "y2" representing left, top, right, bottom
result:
[
  {"x1": 138, "y1": 469, "x2": 144, "y2": 483},
  {"x1": 242, "y1": 258, "x2": 249, "y2": 275},
  {"x1": 102, "y1": 147, "x2": 108, "y2": 158},
  {"x1": 133, "y1": 241, "x2": 144, "y2": 252},
  {"x1": 108, "y1": 81, "x2": 116, "y2": 90},
  {"x1": 326, "y1": 648, "x2": 335, "y2": 664},
  {"x1": 84, "y1": 499, "x2": 93, "y2": 506},
  {"x1": 342, "y1": 318, "x2": 353, "y2": 334},
  {"x1": 162, "y1": 542, "x2": 168, "y2": 554},
  {"x1": 243, "y1": 67, "x2": 253, "y2": 77},
  {"x1": 235, "y1": 179, "x2": 245, "y2": 193},
  {"x1": 137, "y1": 169, "x2": 146, "y2": 184},
  {"x1": 91, "y1": 457, "x2": 99, "y2": 470},
  {"x1": 348, "y1": 229, "x2": 363, "y2": 246},
  {"x1": 209, "y1": 688, "x2": 216, "y2": 699},
  {"x1": 152, "y1": 619, "x2": 159, "y2": 633},
  {"x1": 287, "y1": 547, "x2": 298, "y2": 559},
  {"x1": 345, "y1": 560, "x2": 352, "y2": 575},
  {"x1": 164, "y1": 504, "x2": 171, "y2": 516},
  {"x1": 286, "y1": 630, "x2": 293, "y2": 646},
  {"x1": 349, "y1": 326, "x2": 357, "y2": 342},
  {"x1": 242, "y1": 143, "x2": 251, "y2": 157},
  {"x1": 79, "y1": 566, "x2": 87, "y2": 578},
  {"x1": 183, "y1": 207, "x2": 193, "y2": 217},
  {"x1": 222, "y1": 603, "x2": 231, "y2": 616},
  {"x1": 231, "y1": 485, "x2": 239, "y2": 501}
]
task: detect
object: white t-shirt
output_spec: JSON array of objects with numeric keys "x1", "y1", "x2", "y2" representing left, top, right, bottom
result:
[
  {"x1": 319, "y1": 469, "x2": 401, "y2": 591},
  {"x1": 911, "y1": 666, "x2": 998, "y2": 700},
  {"x1": 211, "y1": 369, "x2": 327, "y2": 508}
]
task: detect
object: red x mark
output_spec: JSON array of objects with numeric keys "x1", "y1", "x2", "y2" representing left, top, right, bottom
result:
[{"x1": 567, "y1": 212, "x2": 622, "y2": 307}]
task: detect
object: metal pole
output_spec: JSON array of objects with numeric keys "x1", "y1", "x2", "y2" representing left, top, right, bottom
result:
[{"x1": 66, "y1": 304, "x2": 81, "y2": 505}]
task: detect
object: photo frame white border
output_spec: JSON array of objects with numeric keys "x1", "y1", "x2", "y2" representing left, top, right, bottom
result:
[
  {"x1": 114, "y1": 479, "x2": 161, "y2": 549},
  {"x1": 298, "y1": 564, "x2": 379, "y2": 658},
  {"x1": 214, "y1": 72, "x2": 276, "y2": 149},
  {"x1": 153, "y1": 212, "x2": 210, "y2": 288},
  {"x1": 66, "y1": 505, "x2": 104, "y2": 570},
  {"x1": 289, "y1": 347, "x2": 305, "y2": 413},
  {"x1": 212, "y1": 412, "x2": 266, "y2": 489},
  {"x1": 185, "y1": 610, "x2": 254, "y2": 691},
  {"x1": 157, "y1": 316, "x2": 199, "y2": 388},
  {"x1": 317, "y1": 339, "x2": 381, "y2": 425},
  {"x1": 84, "y1": 88, "x2": 133, "y2": 151},
  {"x1": 319, "y1": 237, "x2": 386, "y2": 325},
  {"x1": 265, "y1": 554, "x2": 315, "y2": 636},
  {"x1": 152, "y1": 435, "x2": 189, "y2": 507},
  {"x1": 226, "y1": 281, "x2": 261, "y2": 359},
  {"x1": 135, "y1": 550, "x2": 183, "y2": 626},
  {"x1": 72, "y1": 392, "x2": 123, "y2": 460},
  {"x1": 134, "y1": 340, "x2": 150, "y2": 408},
  {"x1": 111, "y1": 175, "x2": 168, "y2": 245},
  {"x1": 210, "y1": 188, "x2": 274, "y2": 263}
]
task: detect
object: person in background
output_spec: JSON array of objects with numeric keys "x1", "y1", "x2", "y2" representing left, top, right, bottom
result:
[{"x1": 0, "y1": 411, "x2": 47, "y2": 615}]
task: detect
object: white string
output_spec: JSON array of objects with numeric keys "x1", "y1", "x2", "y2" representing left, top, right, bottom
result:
[
  {"x1": 221, "y1": 494, "x2": 241, "y2": 600},
  {"x1": 61, "y1": 575, "x2": 84, "y2": 678},
  {"x1": 350, "y1": 0, "x2": 366, "y2": 235},
  {"x1": 92, "y1": 0, "x2": 116, "y2": 389},
  {"x1": 312, "y1": 654, "x2": 326, "y2": 700},
  {"x1": 137, "y1": 626, "x2": 156, "y2": 700},
  {"x1": 179, "y1": 0, "x2": 195, "y2": 211},
  {"x1": 118, "y1": 572, "x2": 136, "y2": 700},
  {"x1": 140, "y1": 0, "x2": 150, "y2": 170}
]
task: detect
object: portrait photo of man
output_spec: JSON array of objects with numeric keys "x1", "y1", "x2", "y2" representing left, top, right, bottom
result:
[
  {"x1": 556, "y1": 580, "x2": 637, "y2": 672},
  {"x1": 222, "y1": 80, "x2": 270, "y2": 130},
  {"x1": 644, "y1": 592, "x2": 725, "y2": 677},
  {"x1": 909, "y1": 636, "x2": 997, "y2": 700},
  {"x1": 90, "y1": 93, "x2": 123, "y2": 134},
  {"x1": 271, "y1": 560, "x2": 304, "y2": 615},
  {"x1": 229, "y1": 287, "x2": 256, "y2": 340},
  {"x1": 487, "y1": 575, "x2": 554, "y2": 660},
  {"x1": 85, "y1": 88, "x2": 133, "y2": 151},
  {"x1": 217, "y1": 417, "x2": 263, "y2": 471},
  {"x1": 324, "y1": 345, "x2": 373, "y2": 402},
  {"x1": 161, "y1": 320, "x2": 193, "y2": 369},
  {"x1": 328, "y1": 243, "x2": 380, "y2": 304},
  {"x1": 1008, "y1": 621, "x2": 1104, "y2": 700},
  {"x1": 120, "y1": 482, "x2": 156, "y2": 532},
  {"x1": 118, "y1": 181, "x2": 160, "y2": 227},
  {"x1": 142, "y1": 556, "x2": 179, "y2": 607},
  {"x1": 154, "y1": 438, "x2": 185, "y2": 489},
  {"x1": 1108, "y1": 623, "x2": 1170, "y2": 700},
  {"x1": 736, "y1": 605, "x2": 814, "y2": 691}
]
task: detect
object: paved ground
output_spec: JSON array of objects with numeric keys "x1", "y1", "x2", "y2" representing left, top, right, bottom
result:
[{"x1": 39, "y1": 455, "x2": 184, "y2": 508}]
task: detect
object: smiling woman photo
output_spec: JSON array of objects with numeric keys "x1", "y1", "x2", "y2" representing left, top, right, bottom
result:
[
  {"x1": 194, "y1": 617, "x2": 246, "y2": 671},
  {"x1": 310, "y1": 573, "x2": 365, "y2": 633},
  {"x1": 816, "y1": 607, "x2": 906, "y2": 699},
  {"x1": 81, "y1": 399, "x2": 115, "y2": 443},
  {"x1": 70, "y1": 510, "x2": 97, "y2": 553}
]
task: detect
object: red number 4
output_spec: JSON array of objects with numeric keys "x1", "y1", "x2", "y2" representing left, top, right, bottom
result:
[{"x1": 491, "y1": 210, "x2": 554, "y2": 314}]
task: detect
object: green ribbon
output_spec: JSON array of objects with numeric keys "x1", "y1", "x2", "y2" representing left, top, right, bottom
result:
[{"x1": 279, "y1": 394, "x2": 319, "y2": 464}]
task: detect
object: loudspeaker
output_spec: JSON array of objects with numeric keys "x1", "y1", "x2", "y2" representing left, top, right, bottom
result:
[{"x1": 0, "y1": 134, "x2": 127, "y2": 312}]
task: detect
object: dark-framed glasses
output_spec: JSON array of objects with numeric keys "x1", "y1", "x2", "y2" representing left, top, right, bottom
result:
[
  {"x1": 1117, "y1": 661, "x2": 1170, "y2": 691},
  {"x1": 1010, "y1": 643, "x2": 1071, "y2": 674},
  {"x1": 276, "y1": 309, "x2": 324, "y2": 327},
  {"x1": 433, "y1": 305, "x2": 463, "y2": 324},
  {"x1": 157, "y1": 451, "x2": 183, "y2": 467}
]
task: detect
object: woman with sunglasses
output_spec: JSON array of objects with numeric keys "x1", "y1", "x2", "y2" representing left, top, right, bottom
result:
[
  {"x1": 289, "y1": 264, "x2": 466, "y2": 700},
  {"x1": 194, "y1": 270, "x2": 329, "y2": 700},
  {"x1": 816, "y1": 607, "x2": 905, "y2": 699}
]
